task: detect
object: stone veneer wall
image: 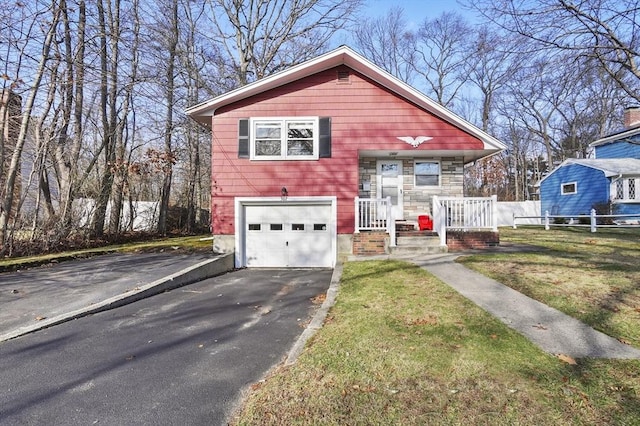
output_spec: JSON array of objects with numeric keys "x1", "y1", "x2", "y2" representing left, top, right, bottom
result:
[{"x1": 358, "y1": 156, "x2": 464, "y2": 222}]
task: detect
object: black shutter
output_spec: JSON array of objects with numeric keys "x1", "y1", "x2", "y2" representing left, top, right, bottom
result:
[
  {"x1": 238, "y1": 118, "x2": 250, "y2": 158},
  {"x1": 319, "y1": 117, "x2": 331, "y2": 158}
]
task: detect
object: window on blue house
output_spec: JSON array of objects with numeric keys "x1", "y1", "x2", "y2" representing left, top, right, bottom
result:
[
  {"x1": 561, "y1": 182, "x2": 577, "y2": 195},
  {"x1": 612, "y1": 178, "x2": 640, "y2": 202}
]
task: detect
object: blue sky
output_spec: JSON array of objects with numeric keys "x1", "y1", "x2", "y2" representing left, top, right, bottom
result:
[{"x1": 364, "y1": 0, "x2": 477, "y2": 28}]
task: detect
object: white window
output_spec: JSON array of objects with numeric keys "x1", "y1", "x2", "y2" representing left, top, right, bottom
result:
[
  {"x1": 612, "y1": 178, "x2": 640, "y2": 202},
  {"x1": 251, "y1": 117, "x2": 318, "y2": 160},
  {"x1": 414, "y1": 161, "x2": 440, "y2": 186},
  {"x1": 561, "y1": 182, "x2": 577, "y2": 195}
]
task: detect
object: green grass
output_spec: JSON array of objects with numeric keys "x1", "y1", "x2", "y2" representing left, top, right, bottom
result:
[
  {"x1": 460, "y1": 227, "x2": 640, "y2": 348},
  {"x1": 233, "y1": 259, "x2": 640, "y2": 425},
  {"x1": 0, "y1": 235, "x2": 213, "y2": 272}
]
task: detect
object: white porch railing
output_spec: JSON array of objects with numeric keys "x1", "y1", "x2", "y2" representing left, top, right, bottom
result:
[
  {"x1": 354, "y1": 196, "x2": 396, "y2": 247},
  {"x1": 355, "y1": 195, "x2": 498, "y2": 249},
  {"x1": 433, "y1": 195, "x2": 498, "y2": 246}
]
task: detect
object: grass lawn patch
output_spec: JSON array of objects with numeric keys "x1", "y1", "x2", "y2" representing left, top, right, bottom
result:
[
  {"x1": 233, "y1": 260, "x2": 640, "y2": 425},
  {"x1": 0, "y1": 235, "x2": 212, "y2": 272},
  {"x1": 460, "y1": 227, "x2": 640, "y2": 348}
]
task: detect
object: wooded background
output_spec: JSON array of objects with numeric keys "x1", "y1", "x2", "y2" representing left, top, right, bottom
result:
[{"x1": 1, "y1": 0, "x2": 638, "y2": 254}]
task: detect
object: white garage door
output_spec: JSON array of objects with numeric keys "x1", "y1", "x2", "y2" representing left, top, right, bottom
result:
[{"x1": 244, "y1": 203, "x2": 333, "y2": 267}]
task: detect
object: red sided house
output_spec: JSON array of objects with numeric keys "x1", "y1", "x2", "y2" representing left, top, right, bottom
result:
[{"x1": 187, "y1": 46, "x2": 506, "y2": 268}]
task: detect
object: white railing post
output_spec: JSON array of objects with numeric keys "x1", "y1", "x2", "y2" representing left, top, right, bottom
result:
[
  {"x1": 354, "y1": 197, "x2": 360, "y2": 233},
  {"x1": 513, "y1": 213, "x2": 517, "y2": 229},
  {"x1": 432, "y1": 195, "x2": 447, "y2": 247},
  {"x1": 544, "y1": 210, "x2": 550, "y2": 230},
  {"x1": 590, "y1": 208, "x2": 597, "y2": 233},
  {"x1": 491, "y1": 194, "x2": 498, "y2": 231},
  {"x1": 387, "y1": 196, "x2": 396, "y2": 247}
]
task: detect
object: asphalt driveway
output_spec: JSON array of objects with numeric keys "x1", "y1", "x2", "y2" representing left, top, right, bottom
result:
[
  {"x1": 0, "y1": 252, "x2": 217, "y2": 336},
  {"x1": 0, "y1": 267, "x2": 333, "y2": 425}
]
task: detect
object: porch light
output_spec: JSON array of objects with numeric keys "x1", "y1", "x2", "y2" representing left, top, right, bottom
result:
[{"x1": 281, "y1": 186, "x2": 288, "y2": 201}]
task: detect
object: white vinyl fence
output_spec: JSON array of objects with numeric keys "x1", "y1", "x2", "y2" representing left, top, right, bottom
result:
[
  {"x1": 75, "y1": 198, "x2": 159, "y2": 232},
  {"x1": 496, "y1": 201, "x2": 541, "y2": 226},
  {"x1": 513, "y1": 209, "x2": 640, "y2": 232}
]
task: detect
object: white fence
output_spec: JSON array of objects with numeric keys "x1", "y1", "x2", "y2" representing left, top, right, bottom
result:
[
  {"x1": 513, "y1": 209, "x2": 640, "y2": 232},
  {"x1": 496, "y1": 201, "x2": 541, "y2": 226},
  {"x1": 75, "y1": 198, "x2": 159, "y2": 232}
]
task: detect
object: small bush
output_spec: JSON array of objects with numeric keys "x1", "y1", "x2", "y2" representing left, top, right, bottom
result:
[{"x1": 553, "y1": 216, "x2": 567, "y2": 224}]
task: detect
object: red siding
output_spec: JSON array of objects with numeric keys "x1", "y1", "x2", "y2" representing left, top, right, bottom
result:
[{"x1": 211, "y1": 65, "x2": 483, "y2": 235}]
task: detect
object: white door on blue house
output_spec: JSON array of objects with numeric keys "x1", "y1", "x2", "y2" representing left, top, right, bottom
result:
[{"x1": 377, "y1": 160, "x2": 404, "y2": 220}]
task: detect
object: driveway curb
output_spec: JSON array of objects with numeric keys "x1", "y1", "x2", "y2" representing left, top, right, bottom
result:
[
  {"x1": 285, "y1": 262, "x2": 343, "y2": 365},
  {"x1": 0, "y1": 253, "x2": 235, "y2": 342}
]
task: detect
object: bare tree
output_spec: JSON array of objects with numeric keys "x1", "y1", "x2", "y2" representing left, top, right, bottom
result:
[
  {"x1": 469, "y1": 0, "x2": 640, "y2": 102},
  {"x1": 352, "y1": 7, "x2": 416, "y2": 84},
  {"x1": 55, "y1": 0, "x2": 86, "y2": 234},
  {"x1": 90, "y1": 0, "x2": 140, "y2": 236},
  {"x1": 155, "y1": 0, "x2": 179, "y2": 235},
  {"x1": 464, "y1": 27, "x2": 517, "y2": 132},
  {"x1": 412, "y1": 11, "x2": 472, "y2": 108},
  {"x1": 208, "y1": 0, "x2": 363, "y2": 86},
  {"x1": 0, "y1": 1, "x2": 61, "y2": 252}
]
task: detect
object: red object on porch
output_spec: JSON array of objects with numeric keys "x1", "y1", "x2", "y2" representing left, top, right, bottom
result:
[{"x1": 418, "y1": 215, "x2": 433, "y2": 231}]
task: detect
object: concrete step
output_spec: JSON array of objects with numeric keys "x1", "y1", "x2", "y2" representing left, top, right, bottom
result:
[
  {"x1": 396, "y1": 236, "x2": 442, "y2": 246},
  {"x1": 389, "y1": 244, "x2": 448, "y2": 255}
]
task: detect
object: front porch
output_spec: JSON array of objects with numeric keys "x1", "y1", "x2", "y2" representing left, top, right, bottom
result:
[{"x1": 353, "y1": 195, "x2": 499, "y2": 255}]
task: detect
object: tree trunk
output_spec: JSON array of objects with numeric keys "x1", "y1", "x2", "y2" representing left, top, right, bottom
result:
[
  {"x1": 0, "y1": 3, "x2": 61, "y2": 252},
  {"x1": 157, "y1": 0, "x2": 178, "y2": 235}
]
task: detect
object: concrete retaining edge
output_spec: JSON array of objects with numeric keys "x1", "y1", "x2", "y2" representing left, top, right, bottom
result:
[
  {"x1": 285, "y1": 261, "x2": 343, "y2": 365},
  {"x1": 0, "y1": 253, "x2": 235, "y2": 342}
]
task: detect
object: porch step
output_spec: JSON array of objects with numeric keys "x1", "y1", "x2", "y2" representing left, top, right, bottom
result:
[
  {"x1": 391, "y1": 233, "x2": 447, "y2": 255},
  {"x1": 396, "y1": 235, "x2": 442, "y2": 246},
  {"x1": 390, "y1": 244, "x2": 448, "y2": 255}
]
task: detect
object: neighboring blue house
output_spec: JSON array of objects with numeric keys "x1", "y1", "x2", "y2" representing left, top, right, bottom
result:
[{"x1": 539, "y1": 107, "x2": 640, "y2": 218}]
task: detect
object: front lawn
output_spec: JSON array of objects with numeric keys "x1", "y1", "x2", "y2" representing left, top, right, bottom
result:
[
  {"x1": 0, "y1": 234, "x2": 213, "y2": 272},
  {"x1": 460, "y1": 227, "x2": 640, "y2": 348},
  {"x1": 232, "y1": 259, "x2": 640, "y2": 425}
]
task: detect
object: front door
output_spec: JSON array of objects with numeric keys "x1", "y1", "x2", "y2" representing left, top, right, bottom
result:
[{"x1": 376, "y1": 160, "x2": 404, "y2": 220}]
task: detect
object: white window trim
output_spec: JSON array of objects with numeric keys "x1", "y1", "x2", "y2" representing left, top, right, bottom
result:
[
  {"x1": 250, "y1": 117, "x2": 319, "y2": 160},
  {"x1": 414, "y1": 160, "x2": 441, "y2": 187},
  {"x1": 561, "y1": 181, "x2": 577, "y2": 195},
  {"x1": 611, "y1": 177, "x2": 640, "y2": 203}
]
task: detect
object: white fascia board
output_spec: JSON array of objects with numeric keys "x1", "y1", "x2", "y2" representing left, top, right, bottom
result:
[
  {"x1": 589, "y1": 127, "x2": 640, "y2": 147},
  {"x1": 538, "y1": 159, "x2": 620, "y2": 186}
]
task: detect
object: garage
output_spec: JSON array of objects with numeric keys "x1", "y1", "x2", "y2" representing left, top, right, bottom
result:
[{"x1": 236, "y1": 197, "x2": 336, "y2": 268}]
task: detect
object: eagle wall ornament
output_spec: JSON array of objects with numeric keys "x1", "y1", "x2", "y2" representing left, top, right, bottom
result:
[{"x1": 397, "y1": 136, "x2": 433, "y2": 148}]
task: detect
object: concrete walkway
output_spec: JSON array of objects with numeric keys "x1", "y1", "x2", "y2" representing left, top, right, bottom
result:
[{"x1": 409, "y1": 253, "x2": 640, "y2": 359}]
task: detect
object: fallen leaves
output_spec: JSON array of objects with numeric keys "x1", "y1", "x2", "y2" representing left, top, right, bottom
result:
[
  {"x1": 401, "y1": 314, "x2": 438, "y2": 326},
  {"x1": 34, "y1": 316, "x2": 46, "y2": 321},
  {"x1": 557, "y1": 354, "x2": 577, "y2": 365},
  {"x1": 311, "y1": 293, "x2": 326, "y2": 304}
]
